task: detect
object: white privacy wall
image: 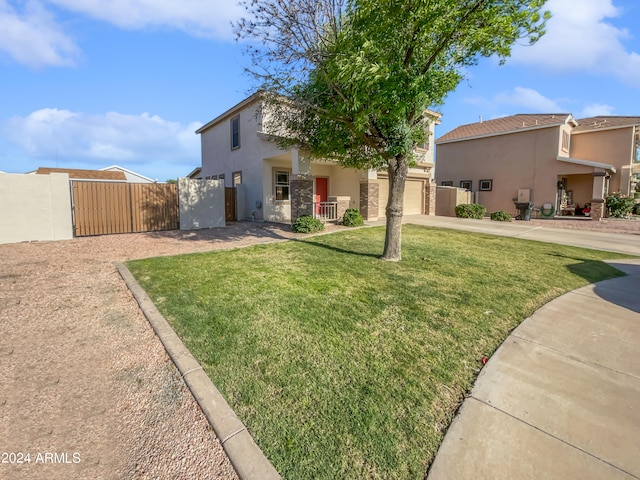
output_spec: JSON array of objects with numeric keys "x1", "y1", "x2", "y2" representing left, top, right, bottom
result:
[
  {"x1": 0, "y1": 172, "x2": 73, "y2": 244},
  {"x1": 178, "y1": 178, "x2": 226, "y2": 230}
]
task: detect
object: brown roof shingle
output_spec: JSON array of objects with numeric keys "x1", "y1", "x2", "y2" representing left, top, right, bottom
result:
[
  {"x1": 436, "y1": 113, "x2": 574, "y2": 143},
  {"x1": 36, "y1": 167, "x2": 126, "y2": 181},
  {"x1": 573, "y1": 116, "x2": 640, "y2": 132}
]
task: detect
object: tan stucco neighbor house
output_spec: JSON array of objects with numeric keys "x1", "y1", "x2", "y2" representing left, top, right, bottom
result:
[
  {"x1": 196, "y1": 93, "x2": 440, "y2": 223},
  {"x1": 435, "y1": 114, "x2": 640, "y2": 220}
]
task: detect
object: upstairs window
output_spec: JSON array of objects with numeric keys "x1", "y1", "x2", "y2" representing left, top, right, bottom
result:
[{"x1": 231, "y1": 115, "x2": 240, "y2": 150}]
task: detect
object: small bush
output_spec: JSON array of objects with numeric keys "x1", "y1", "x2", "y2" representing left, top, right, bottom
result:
[
  {"x1": 292, "y1": 215, "x2": 325, "y2": 233},
  {"x1": 455, "y1": 203, "x2": 487, "y2": 219},
  {"x1": 342, "y1": 208, "x2": 364, "y2": 227},
  {"x1": 490, "y1": 211, "x2": 512, "y2": 222},
  {"x1": 606, "y1": 192, "x2": 635, "y2": 218}
]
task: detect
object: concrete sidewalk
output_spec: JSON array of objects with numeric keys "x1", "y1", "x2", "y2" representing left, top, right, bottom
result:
[{"x1": 427, "y1": 258, "x2": 640, "y2": 479}]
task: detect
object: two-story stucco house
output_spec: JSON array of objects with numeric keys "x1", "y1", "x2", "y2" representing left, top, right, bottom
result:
[
  {"x1": 435, "y1": 114, "x2": 640, "y2": 220},
  {"x1": 196, "y1": 93, "x2": 440, "y2": 223}
]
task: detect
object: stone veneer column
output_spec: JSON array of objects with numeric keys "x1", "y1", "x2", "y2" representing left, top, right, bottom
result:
[
  {"x1": 590, "y1": 199, "x2": 605, "y2": 220},
  {"x1": 591, "y1": 170, "x2": 607, "y2": 221},
  {"x1": 329, "y1": 196, "x2": 351, "y2": 222},
  {"x1": 290, "y1": 175, "x2": 313, "y2": 221},
  {"x1": 360, "y1": 181, "x2": 379, "y2": 220},
  {"x1": 425, "y1": 182, "x2": 436, "y2": 216}
]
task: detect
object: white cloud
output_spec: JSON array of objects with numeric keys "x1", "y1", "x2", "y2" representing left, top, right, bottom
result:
[
  {"x1": 44, "y1": 0, "x2": 245, "y2": 38},
  {"x1": 511, "y1": 0, "x2": 640, "y2": 87},
  {"x1": 494, "y1": 87, "x2": 563, "y2": 112},
  {"x1": 2, "y1": 108, "x2": 202, "y2": 165},
  {"x1": 580, "y1": 103, "x2": 616, "y2": 117},
  {"x1": 0, "y1": 0, "x2": 79, "y2": 68}
]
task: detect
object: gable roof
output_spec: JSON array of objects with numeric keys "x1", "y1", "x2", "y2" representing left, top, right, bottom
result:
[
  {"x1": 36, "y1": 167, "x2": 126, "y2": 181},
  {"x1": 100, "y1": 165, "x2": 154, "y2": 182},
  {"x1": 436, "y1": 113, "x2": 575, "y2": 143},
  {"x1": 196, "y1": 92, "x2": 262, "y2": 135},
  {"x1": 573, "y1": 116, "x2": 640, "y2": 133},
  {"x1": 186, "y1": 167, "x2": 202, "y2": 179}
]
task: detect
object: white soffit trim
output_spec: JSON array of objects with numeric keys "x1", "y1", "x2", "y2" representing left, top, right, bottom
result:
[{"x1": 556, "y1": 155, "x2": 617, "y2": 173}]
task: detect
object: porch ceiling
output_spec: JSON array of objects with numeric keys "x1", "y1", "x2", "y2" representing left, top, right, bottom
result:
[{"x1": 556, "y1": 155, "x2": 617, "y2": 173}]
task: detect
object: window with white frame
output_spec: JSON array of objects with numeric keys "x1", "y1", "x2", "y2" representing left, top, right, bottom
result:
[
  {"x1": 460, "y1": 180, "x2": 472, "y2": 191},
  {"x1": 233, "y1": 171, "x2": 242, "y2": 186},
  {"x1": 479, "y1": 179, "x2": 493, "y2": 191},
  {"x1": 274, "y1": 170, "x2": 290, "y2": 201},
  {"x1": 231, "y1": 115, "x2": 240, "y2": 150}
]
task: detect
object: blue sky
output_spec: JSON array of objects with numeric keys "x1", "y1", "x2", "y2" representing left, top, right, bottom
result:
[{"x1": 1, "y1": 0, "x2": 639, "y2": 181}]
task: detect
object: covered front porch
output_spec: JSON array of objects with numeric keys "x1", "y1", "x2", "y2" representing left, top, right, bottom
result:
[
  {"x1": 556, "y1": 156, "x2": 617, "y2": 220},
  {"x1": 262, "y1": 148, "x2": 364, "y2": 223}
]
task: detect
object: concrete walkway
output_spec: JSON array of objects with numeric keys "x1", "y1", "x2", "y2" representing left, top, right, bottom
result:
[{"x1": 393, "y1": 217, "x2": 640, "y2": 479}]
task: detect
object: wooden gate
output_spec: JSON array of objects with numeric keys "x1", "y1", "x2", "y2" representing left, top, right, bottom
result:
[
  {"x1": 225, "y1": 187, "x2": 237, "y2": 221},
  {"x1": 71, "y1": 181, "x2": 178, "y2": 236}
]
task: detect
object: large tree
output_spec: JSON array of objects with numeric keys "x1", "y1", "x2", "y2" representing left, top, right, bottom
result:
[{"x1": 237, "y1": 0, "x2": 549, "y2": 260}]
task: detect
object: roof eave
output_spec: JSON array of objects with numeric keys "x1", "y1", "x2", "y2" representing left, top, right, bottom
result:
[
  {"x1": 556, "y1": 155, "x2": 617, "y2": 173},
  {"x1": 436, "y1": 122, "x2": 565, "y2": 145},
  {"x1": 196, "y1": 92, "x2": 263, "y2": 135}
]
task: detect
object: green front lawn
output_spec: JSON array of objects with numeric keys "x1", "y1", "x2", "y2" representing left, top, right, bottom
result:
[{"x1": 127, "y1": 225, "x2": 629, "y2": 479}]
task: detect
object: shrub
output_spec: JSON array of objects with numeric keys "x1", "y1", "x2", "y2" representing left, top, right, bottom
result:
[
  {"x1": 455, "y1": 203, "x2": 487, "y2": 219},
  {"x1": 292, "y1": 215, "x2": 325, "y2": 233},
  {"x1": 490, "y1": 210, "x2": 512, "y2": 222},
  {"x1": 342, "y1": 208, "x2": 364, "y2": 227},
  {"x1": 605, "y1": 192, "x2": 635, "y2": 218}
]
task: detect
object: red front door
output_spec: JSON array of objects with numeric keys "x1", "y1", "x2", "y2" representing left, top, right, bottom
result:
[{"x1": 315, "y1": 177, "x2": 328, "y2": 215}]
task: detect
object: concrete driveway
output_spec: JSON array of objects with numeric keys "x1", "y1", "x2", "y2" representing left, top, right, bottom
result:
[{"x1": 381, "y1": 215, "x2": 640, "y2": 256}]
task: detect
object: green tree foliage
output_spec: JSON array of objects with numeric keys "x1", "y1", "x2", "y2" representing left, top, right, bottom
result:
[{"x1": 237, "y1": 0, "x2": 549, "y2": 260}]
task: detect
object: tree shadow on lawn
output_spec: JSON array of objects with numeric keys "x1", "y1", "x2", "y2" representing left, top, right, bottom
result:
[{"x1": 297, "y1": 239, "x2": 381, "y2": 259}]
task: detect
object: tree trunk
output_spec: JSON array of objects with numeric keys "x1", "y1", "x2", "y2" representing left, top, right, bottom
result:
[{"x1": 381, "y1": 156, "x2": 408, "y2": 261}]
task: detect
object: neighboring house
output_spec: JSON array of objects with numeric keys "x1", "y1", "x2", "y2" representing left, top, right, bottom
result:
[
  {"x1": 36, "y1": 167, "x2": 127, "y2": 182},
  {"x1": 186, "y1": 167, "x2": 202, "y2": 179},
  {"x1": 435, "y1": 114, "x2": 640, "y2": 220},
  {"x1": 196, "y1": 93, "x2": 440, "y2": 223},
  {"x1": 35, "y1": 166, "x2": 156, "y2": 183},
  {"x1": 100, "y1": 165, "x2": 155, "y2": 183}
]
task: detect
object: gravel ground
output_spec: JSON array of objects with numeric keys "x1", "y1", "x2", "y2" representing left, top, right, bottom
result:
[
  {"x1": 1, "y1": 217, "x2": 636, "y2": 480},
  {"x1": 0, "y1": 222, "x2": 313, "y2": 480},
  {"x1": 525, "y1": 216, "x2": 640, "y2": 234}
]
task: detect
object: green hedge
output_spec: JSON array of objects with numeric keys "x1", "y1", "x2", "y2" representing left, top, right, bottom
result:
[
  {"x1": 455, "y1": 203, "x2": 487, "y2": 219},
  {"x1": 292, "y1": 215, "x2": 325, "y2": 233},
  {"x1": 342, "y1": 208, "x2": 364, "y2": 227},
  {"x1": 490, "y1": 210, "x2": 512, "y2": 222}
]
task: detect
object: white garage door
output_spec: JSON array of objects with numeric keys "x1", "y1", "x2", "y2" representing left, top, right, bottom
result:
[{"x1": 378, "y1": 178, "x2": 424, "y2": 217}]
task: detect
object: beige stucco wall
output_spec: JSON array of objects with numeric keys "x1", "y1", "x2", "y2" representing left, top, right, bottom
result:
[
  {"x1": 436, "y1": 186, "x2": 473, "y2": 217},
  {"x1": 571, "y1": 127, "x2": 634, "y2": 194},
  {"x1": 0, "y1": 172, "x2": 73, "y2": 244},
  {"x1": 178, "y1": 178, "x2": 225, "y2": 230}
]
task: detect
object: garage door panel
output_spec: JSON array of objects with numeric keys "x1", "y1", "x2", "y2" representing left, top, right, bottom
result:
[{"x1": 378, "y1": 178, "x2": 423, "y2": 217}]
